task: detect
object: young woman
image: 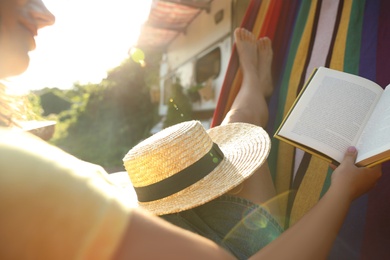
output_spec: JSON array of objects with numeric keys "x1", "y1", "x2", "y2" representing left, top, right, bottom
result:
[{"x1": 0, "y1": 1, "x2": 382, "y2": 259}]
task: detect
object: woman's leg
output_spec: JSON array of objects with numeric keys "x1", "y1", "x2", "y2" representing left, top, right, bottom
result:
[{"x1": 223, "y1": 28, "x2": 281, "y2": 223}]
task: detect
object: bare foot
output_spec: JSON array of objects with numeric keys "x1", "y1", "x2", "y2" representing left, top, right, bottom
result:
[
  {"x1": 234, "y1": 28, "x2": 274, "y2": 98},
  {"x1": 234, "y1": 28, "x2": 259, "y2": 77},
  {"x1": 223, "y1": 28, "x2": 274, "y2": 127}
]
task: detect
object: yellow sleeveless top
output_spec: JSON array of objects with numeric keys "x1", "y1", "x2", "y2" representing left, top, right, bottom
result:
[{"x1": 0, "y1": 128, "x2": 133, "y2": 259}]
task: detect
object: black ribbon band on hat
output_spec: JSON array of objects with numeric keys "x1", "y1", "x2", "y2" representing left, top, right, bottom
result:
[{"x1": 134, "y1": 142, "x2": 224, "y2": 202}]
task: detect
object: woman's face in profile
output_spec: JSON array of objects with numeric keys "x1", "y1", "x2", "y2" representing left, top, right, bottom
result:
[{"x1": 0, "y1": 0, "x2": 55, "y2": 78}]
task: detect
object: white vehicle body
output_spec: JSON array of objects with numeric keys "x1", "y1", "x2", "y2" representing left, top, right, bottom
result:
[{"x1": 157, "y1": 0, "x2": 250, "y2": 122}]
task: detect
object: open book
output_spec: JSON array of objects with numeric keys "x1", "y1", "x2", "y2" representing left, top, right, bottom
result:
[{"x1": 274, "y1": 67, "x2": 390, "y2": 167}]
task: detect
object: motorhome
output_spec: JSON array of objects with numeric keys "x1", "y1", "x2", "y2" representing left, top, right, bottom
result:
[{"x1": 137, "y1": 0, "x2": 250, "y2": 130}]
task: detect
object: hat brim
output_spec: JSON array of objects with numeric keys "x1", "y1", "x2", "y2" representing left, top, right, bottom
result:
[{"x1": 137, "y1": 123, "x2": 271, "y2": 215}]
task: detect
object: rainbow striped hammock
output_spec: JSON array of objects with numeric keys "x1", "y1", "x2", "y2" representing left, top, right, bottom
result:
[{"x1": 211, "y1": 0, "x2": 390, "y2": 259}]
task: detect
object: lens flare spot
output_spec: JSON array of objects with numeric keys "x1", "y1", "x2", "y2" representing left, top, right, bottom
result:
[
  {"x1": 242, "y1": 208, "x2": 269, "y2": 230},
  {"x1": 129, "y1": 47, "x2": 145, "y2": 64}
]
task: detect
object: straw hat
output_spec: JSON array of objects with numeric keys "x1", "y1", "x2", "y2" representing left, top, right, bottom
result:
[{"x1": 123, "y1": 120, "x2": 270, "y2": 215}]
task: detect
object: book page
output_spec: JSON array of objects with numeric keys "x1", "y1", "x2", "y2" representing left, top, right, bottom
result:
[
  {"x1": 278, "y1": 67, "x2": 383, "y2": 163},
  {"x1": 356, "y1": 85, "x2": 390, "y2": 163}
]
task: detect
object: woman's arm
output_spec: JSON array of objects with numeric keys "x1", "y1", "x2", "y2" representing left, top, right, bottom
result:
[
  {"x1": 249, "y1": 146, "x2": 382, "y2": 260},
  {"x1": 114, "y1": 207, "x2": 235, "y2": 260}
]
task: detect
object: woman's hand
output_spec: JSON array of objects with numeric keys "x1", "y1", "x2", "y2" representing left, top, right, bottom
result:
[{"x1": 330, "y1": 146, "x2": 382, "y2": 202}]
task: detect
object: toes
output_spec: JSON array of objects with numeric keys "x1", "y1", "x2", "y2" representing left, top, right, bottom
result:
[
  {"x1": 235, "y1": 28, "x2": 256, "y2": 43},
  {"x1": 244, "y1": 29, "x2": 256, "y2": 43},
  {"x1": 234, "y1": 28, "x2": 242, "y2": 42},
  {"x1": 263, "y1": 37, "x2": 272, "y2": 49},
  {"x1": 257, "y1": 37, "x2": 272, "y2": 50}
]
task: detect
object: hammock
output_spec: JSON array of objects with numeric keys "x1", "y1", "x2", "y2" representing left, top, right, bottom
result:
[{"x1": 211, "y1": 0, "x2": 390, "y2": 259}]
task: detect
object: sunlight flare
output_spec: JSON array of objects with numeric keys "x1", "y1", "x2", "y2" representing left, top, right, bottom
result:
[{"x1": 8, "y1": 0, "x2": 152, "y2": 94}]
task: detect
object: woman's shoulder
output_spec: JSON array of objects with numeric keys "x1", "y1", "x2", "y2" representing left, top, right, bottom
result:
[
  {"x1": 0, "y1": 126, "x2": 137, "y2": 206},
  {"x1": 0, "y1": 127, "x2": 136, "y2": 259},
  {"x1": 0, "y1": 127, "x2": 82, "y2": 173}
]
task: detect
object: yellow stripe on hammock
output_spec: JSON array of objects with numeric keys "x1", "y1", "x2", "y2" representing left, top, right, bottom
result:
[
  {"x1": 275, "y1": 0, "x2": 320, "y2": 224},
  {"x1": 330, "y1": 0, "x2": 353, "y2": 70}
]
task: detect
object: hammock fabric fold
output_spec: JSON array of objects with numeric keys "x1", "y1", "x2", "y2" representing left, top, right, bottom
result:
[{"x1": 211, "y1": 0, "x2": 390, "y2": 259}]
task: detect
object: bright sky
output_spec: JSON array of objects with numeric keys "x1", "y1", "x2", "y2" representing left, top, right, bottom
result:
[{"x1": 8, "y1": 0, "x2": 152, "y2": 94}]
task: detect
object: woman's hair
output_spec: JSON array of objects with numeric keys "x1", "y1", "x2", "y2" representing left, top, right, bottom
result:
[
  {"x1": 0, "y1": 83, "x2": 31, "y2": 128},
  {"x1": 0, "y1": 83, "x2": 16, "y2": 127}
]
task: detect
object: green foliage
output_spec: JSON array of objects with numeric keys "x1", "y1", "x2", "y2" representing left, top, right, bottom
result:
[
  {"x1": 186, "y1": 84, "x2": 203, "y2": 103},
  {"x1": 26, "y1": 93, "x2": 44, "y2": 118},
  {"x1": 163, "y1": 80, "x2": 193, "y2": 128},
  {"x1": 39, "y1": 89, "x2": 72, "y2": 116},
  {"x1": 50, "y1": 56, "x2": 161, "y2": 171}
]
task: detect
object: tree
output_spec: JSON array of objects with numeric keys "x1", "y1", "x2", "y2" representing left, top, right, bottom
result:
[
  {"x1": 39, "y1": 90, "x2": 72, "y2": 116},
  {"x1": 51, "y1": 54, "x2": 161, "y2": 171}
]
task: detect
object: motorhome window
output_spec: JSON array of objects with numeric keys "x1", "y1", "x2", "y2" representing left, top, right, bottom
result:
[{"x1": 195, "y1": 48, "x2": 221, "y2": 84}]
